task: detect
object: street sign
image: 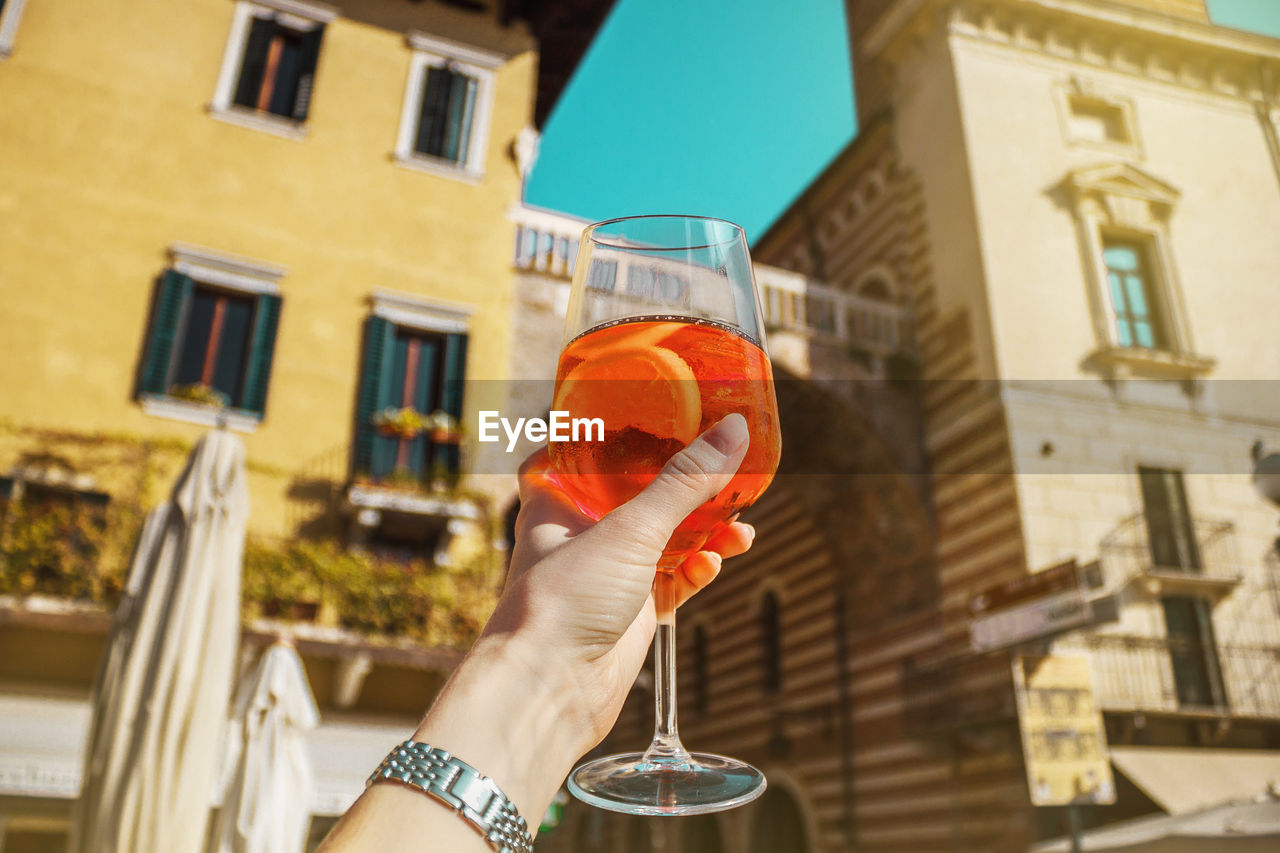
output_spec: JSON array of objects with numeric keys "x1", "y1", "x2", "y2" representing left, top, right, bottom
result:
[
  {"x1": 1013, "y1": 654, "x2": 1115, "y2": 807},
  {"x1": 970, "y1": 560, "x2": 1095, "y2": 652}
]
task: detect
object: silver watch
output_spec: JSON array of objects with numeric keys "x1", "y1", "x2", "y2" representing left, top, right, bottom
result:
[{"x1": 367, "y1": 740, "x2": 533, "y2": 853}]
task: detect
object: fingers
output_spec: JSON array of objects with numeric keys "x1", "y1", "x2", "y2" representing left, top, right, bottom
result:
[
  {"x1": 702, "y1": 522, "x2": 755, "y2": 560},
  {"x1": 598, "y1": 414, "x2": 749, "y2": 554}
]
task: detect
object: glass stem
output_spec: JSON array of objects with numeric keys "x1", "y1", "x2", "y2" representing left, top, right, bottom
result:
[{"x1": 641, "y1": 574, "x2": 691, "y2": 768}]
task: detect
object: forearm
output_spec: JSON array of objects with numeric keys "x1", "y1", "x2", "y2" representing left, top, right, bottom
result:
[{"x1": 319, "y1": 634, "x2": 584, "y2": 851}]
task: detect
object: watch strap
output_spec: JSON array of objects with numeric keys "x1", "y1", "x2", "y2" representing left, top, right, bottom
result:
[{"x1": 367, "y1": 740, "x2": 533, "y2": 853}]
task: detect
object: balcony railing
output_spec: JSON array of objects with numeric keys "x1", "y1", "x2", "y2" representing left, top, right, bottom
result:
[
  {"x1": 508, "y1": 205, "x2": 914, "y2": 358},
  {"x1": 1098, "y1": 513, "x2": 1244, "y2": 595},
  {"x1": 511, "y1": 206, "x2": 583, "y2": 279},
  {"x1": 1085, "y1": 634, "x2": 1280, "y2": 719},
  {"x1": 755, "y1": 266, "x2": 910, "y2": 356}
]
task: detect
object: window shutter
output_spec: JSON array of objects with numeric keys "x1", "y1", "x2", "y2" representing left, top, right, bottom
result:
[
  {"x1": 435, "y1": 333, "x2": 468, "y2": 475},
  {"x1": 440, "y1": 333, "x2": 468, "y2": 418},
  {"x1": 1139, "y1": 467, "x2": 1201, "y2": 571},
  {"x1": 139, "y1": 270, "x2": 194, "y2": 397},
  {"x1": 292, "y1": 24, "x2": 324, "y2": 121},
  {"x1": 240, "y1": 293, "x2": 282, "y2": 416},
  {"x1": 443, "y1": 73, "x2": 476, "y2": 163},
  {"x1": 234, "y1": 15, "x2": 277, "y2": 109},
  {"x1": 354, "y1": 317, "x2": 397, "y2": 476},
  {"x1": 416, "y1": 66, "x2": 455, "y2": 157}
]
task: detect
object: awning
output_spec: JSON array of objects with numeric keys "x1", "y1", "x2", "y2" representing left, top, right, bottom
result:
[
  {"x1": 1110, "y1": 747, "x2": 1280, "y2": 815},
  {"x1": 1029, "y1": 797, "x2": 1280, "y2": 852}
]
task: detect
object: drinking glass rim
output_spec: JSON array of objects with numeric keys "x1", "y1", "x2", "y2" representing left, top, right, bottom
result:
[{"x1": 583, "y1": 214, "x2": 746, "y2": 252}]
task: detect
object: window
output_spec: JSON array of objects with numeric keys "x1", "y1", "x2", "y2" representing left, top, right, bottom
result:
[
  {"x1": 138, "y1": 246, "x2": 284, "y2": 428},
  {"x1": 760, "y1": 591, "x2": 782, "y2": 695},
  {"x1": 1059, "y1": 163, "x2": 1213, "y2": 377},
  {"x1": 1054, "y1": 79, "x2": 1140, "y2": 156},
  {"x1": 354, "y1": 297, "x2": 470, "y2": 487},
  {"x1": 1103, "y1": 239, "x2": 1163, "y2": 349},
  {"x1": 211, "y1": 1, "x2": 334, "y2": 137},
  {"x1": 0, "y1": 0, "x2": 28, "y2": 57},
  {"x1": 1161, "y1": 595, "x2": 1225, "y2": 709},
  {"x1": 395, "y1": 33, "x2": 502, "y2": 179},
  {"x1": 1067, "y1": 96, "x2": 1130, "y2": 145},
  {"x1": 1138, "y1": 467, "x2": 1201, "y2": 572}
]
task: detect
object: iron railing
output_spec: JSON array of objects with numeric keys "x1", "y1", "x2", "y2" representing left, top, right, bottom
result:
[
  {"x1": 1098, "y1": 513, "x2": 1244, "y2": 589},
  {"x1": 1084, "y1": 634, "x2": 1280, "y2": 718}
]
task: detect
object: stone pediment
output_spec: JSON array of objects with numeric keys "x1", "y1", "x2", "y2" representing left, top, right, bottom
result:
[{"x1": 1062, "y1": 163, "x2": 1180, "y2": 205}]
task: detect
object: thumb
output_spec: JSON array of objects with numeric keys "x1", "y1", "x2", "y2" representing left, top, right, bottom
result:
[{"x1": 596, "y1": 414, "x2": 750, "y2": 553}]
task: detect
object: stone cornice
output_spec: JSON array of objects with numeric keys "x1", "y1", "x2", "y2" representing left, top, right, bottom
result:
[{"x1": 864, "y1": 0, "x2": 1280, "y2": 104}]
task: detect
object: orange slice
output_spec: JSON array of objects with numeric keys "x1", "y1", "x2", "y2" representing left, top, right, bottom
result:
[{"x1": 556, "y1": 339, "x2": 702, "y2": 445}]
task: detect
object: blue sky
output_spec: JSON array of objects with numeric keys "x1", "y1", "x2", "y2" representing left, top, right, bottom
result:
[{"x1": 525, "y1": 0, "x2": 1280, "y2": 245}]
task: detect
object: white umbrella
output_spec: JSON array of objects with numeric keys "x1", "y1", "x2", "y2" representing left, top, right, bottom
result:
[
  {"x1": 71, "y1": 429, "x2": 248, "y2": 853},
  {"x1": 211, "y1": 639, "x2": 320, "y2": 853}
]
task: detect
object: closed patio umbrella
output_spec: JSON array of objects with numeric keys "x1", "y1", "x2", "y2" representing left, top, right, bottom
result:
[
  {"x1": 71, "y1": 429, "x2": 248, "y2": 853},
  {"x1": 212, "y1": 638, "x2": 320, "y2": 853}
]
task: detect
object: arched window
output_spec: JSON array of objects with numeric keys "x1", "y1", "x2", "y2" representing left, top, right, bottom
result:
[
  {"x1": 681, "y1": 814, "x2": 724, "y2": 853},
  {"x1": 691, "y1": 622, "x2": 709, "y2": 715},
  {"x1": 760, "y1": 591, "x2": 782, "y2": 695},
  {"x1": 859, "y1": 277, "x2": 892, "y2": 301},
  {"x1": 749, "y1": 787, "x2": 809, "y2": 853}
]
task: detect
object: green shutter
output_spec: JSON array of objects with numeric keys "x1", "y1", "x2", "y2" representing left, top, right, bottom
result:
[
  {"x1": 139, "y1": 270, "x2": 193, "y2": 397},
  {"x1": 437, "y1": 333, "x2": 468, "y2": 476},
  {"x1": 240, "y1": 293, "x2": 282, "y2": 416},
  {"x1": 354, "y1": 317, "x2": 397, "y2": 476},
  {"x1": 441, "y1": 333, "x2": 468, "y2": 418}
]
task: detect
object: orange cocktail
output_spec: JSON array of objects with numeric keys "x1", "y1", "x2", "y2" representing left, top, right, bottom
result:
[{"x1": 549, "y1": 316, "x2": 779, "y2": 569}]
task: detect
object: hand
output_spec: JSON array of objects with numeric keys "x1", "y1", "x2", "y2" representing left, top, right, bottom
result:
[
  {"x1": 319, "y1": 414, "x2": 753, "y2": 852},
  {"x1": 488, "y1": 411, "x2": 756, "y2": 753}
]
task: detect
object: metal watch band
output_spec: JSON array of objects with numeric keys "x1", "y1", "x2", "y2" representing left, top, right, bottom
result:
[{"x1": 367, "y1": 740, "x2": 533, "y2": 853}]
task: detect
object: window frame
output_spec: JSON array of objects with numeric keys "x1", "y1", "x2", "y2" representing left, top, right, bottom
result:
[
  {"x1": 210, "y1": 0, "x2": 336, "y2": 140},
  {"x1": 0, "y1": 0, "x2": 29, "y2": 58},
  {"x1": 139, "y1": 244, "x2": 286, "y2": 432},
  {"x1": 1059, "y1": 163, "x2": 1213, "y2": 378},
  {"x1": 351, "y1": 291, "x2": 474, "y2": 484},
  {"x1": 1053, "y1": 78, "x2": 1143, "y2": 159},
  {"x1": 394, "y1": 32, "x2": 503, "y2": 182}
]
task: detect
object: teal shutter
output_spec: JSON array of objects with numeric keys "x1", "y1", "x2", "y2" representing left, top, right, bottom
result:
[
  {"x1": 240, "y1": 293, "x2": 282, "y2": 416},
  {"x1": 354, "y1": 317, "x2": 397, "y2": 476},
  {"x1": 139, "y1": 271, "x2": 193, "y2": 397},
  {"x1": 437, "y1": 333, "x2": 468, "y2": 475}
]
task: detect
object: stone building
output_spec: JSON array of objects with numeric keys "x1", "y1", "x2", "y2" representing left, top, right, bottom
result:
[{"x1": 542, "y1": 1, "x2": 1280, "y2": 851}]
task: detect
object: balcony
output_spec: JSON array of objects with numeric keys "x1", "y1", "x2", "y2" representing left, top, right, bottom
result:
[
  {"x1": 511, "y1": 205, "x2": 582, "y2": 279},
  {"x1": 1086, "y1": 634, "x2": 1280, "y2": 720},
  {"x1": 1099, "y1": 513, "x2": 1245, "y2": 598},
  {"x1": 755, "y1": 266, "x2": 911, "y2": 358}
]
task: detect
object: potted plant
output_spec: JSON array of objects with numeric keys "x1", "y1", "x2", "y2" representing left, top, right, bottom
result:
[
  {"x1": 371, "y1": 407, "x2": 430, "y2": 440},
  {"x1": 426, "y1": 410, "x2": 462, "y2": 444}
]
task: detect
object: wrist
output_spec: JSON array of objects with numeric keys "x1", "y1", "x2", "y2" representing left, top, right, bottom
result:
[{"x1": 413, "y1": 632, "x2": 585, "y2": 830}]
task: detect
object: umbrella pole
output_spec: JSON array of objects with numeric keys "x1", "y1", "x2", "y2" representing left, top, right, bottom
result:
[{"x1": 1067, "y1": 804, "x2": 1083, "y2": 853}]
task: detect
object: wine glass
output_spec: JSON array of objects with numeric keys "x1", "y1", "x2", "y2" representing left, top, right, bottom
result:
[{"x1": 548, "y1": 215, "x2": 781, "y2": 815}]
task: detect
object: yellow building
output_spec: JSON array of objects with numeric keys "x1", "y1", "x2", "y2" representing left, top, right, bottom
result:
[{"x1": 0, "y1": 0, "x2": 612, "y2": 848}]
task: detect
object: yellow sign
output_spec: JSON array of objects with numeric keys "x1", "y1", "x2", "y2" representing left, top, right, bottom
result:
[{"x1": 1013, "y1": 654, "x2": 1115, "y2": 806}]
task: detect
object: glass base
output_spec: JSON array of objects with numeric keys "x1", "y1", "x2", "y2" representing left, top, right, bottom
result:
[{"x1": 567, "y1": 752, "x2": 766, "y2": 816}]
